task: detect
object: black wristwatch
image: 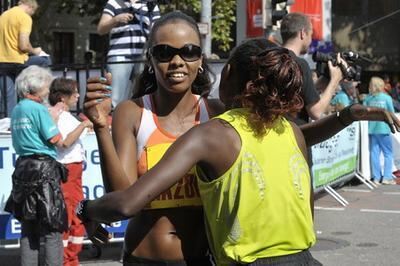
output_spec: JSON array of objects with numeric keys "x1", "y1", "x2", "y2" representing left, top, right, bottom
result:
[
  {"x1": 76, "y1": 199, "x2": 90, "y2": 223},
  {"x1": 337, "y1": 104, "x2": 355, "y2": 126}
]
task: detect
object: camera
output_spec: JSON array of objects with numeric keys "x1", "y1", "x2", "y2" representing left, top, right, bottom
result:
[{"x1": 312, "y1": 51, "x2": 362, "y2": 81}]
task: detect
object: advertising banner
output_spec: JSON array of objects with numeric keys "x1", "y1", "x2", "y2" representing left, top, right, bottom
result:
[
  {"x1": 289, "y1": 0, "x2": 323, "y2": 40},
  {"x1": 311, "y1": 122, "x2": 359, "y2": 191},
  {"x1": 246, "y1": 0, "x2": 264, "y2": 37}
]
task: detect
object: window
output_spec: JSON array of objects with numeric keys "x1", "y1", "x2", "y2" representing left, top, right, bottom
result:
[
  {"x1": 89, "y1": 33, "x2": 108, "y2": 63},
  {"x1": 53, "y1": 32, "x2": 74, "y2": 64}
]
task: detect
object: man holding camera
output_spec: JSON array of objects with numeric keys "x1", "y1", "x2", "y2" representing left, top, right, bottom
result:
[
  {"x1": 281, "y1": 12, "x2": 343, "y2": 125},
  {"x1": 97, "y1": 0, "x2": 160, "y2": 108}
]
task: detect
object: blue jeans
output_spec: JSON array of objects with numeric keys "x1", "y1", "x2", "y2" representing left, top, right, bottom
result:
[
  {"x1": 25, "y1": 55, "x2": 52, "y2": 67},
  {"x1": 369, "y1": 134, "x2": 393, "y2": 181},
  {"x1": 0, "y1": 75, "x2": 16, "y2": 117},
  {"x1": 0, "y1": 62, "x2": 21, "y2": 117},
  {"x1": 107, "y1": 56, "x2": 136, "y2": 108}
]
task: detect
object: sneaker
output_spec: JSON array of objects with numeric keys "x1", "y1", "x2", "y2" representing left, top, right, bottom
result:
[
  {"x1": 373, "y1": 180, "x2": 381, "y2": 185},
  {"x1": 381, "y1": 179, "x2": 397, "y2": 185}
]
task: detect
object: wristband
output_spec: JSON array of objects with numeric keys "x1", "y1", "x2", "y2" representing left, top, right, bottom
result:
[
  {"x1": 76, "y1": 199, "x2": 90, "y2": 223},
  {"x1": 337, "y1": 104, "x2": 355, "y2": 126}
]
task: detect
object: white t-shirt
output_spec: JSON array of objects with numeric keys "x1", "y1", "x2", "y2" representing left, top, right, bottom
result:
[{"x1": 56, "y1": 111, "x2": 87, "y2": 164}]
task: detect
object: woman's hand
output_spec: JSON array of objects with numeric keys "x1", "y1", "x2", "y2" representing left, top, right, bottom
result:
[
  {"x1": 82, "y1": 119, "x2": 94, "y2": 130},
  {"x1": 83, "y1": 221, "x2": 111, "y2": 245},
  {"x1": 84, "y1": 73, "x2": 112, "y2": 129},
  {"x1": 349, "y1": 104, "x2": 400, "y2": 133}
]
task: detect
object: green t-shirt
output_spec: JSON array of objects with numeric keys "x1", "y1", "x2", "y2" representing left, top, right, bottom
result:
[{"x1": 11, "y1": 99, "x2": 59, "y2": 158}]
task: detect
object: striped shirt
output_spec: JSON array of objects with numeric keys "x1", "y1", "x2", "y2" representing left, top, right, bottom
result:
[{"x1": 103, "y1": 0, "x2": 160, "y2": 59}]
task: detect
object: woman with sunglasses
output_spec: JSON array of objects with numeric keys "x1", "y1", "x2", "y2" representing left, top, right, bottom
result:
[{"x1": 83, "y1": 11, "x2": 223, "y2": 265}]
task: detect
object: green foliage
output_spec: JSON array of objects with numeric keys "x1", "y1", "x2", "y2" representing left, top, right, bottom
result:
[
  {"x1": 50, "y1": 0, "x2": 236, "y2": 52},
  {"x1": 212, "y1": 0, "x2": 236, "y2": 52},
  {"x1": 160, "y1": 0, "x2": 201, "y2": 14},
  {"x1": 54, "y1": 0, "x2": 106, "y2": 17}
]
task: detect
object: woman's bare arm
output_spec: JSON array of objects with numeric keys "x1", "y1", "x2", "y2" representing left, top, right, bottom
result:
[
  {"x1": 301, "y1": 104, "x2": 400, "y2": 146},
  {"x1": 84, "y1": 74, "x2": 140, "y2": 192}
]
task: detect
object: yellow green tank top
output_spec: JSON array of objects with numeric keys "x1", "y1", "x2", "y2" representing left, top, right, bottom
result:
[{"x1": 196, "y1": 109, "x2": 316, "y2": 265}]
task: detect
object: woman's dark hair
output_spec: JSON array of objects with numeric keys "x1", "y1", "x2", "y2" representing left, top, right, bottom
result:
[
  {"x1": 132, "y1": 11, "x2": 214, "y2": 98},
  {"x1": 228, "y1": 38, "x2": 278, "y2": 99},
  {"x1": 239, "y1": 47, "x2": 304, "y2": 136},
  {"x1": 49, "y1": 77, "x2": 78, "y2": 106}
]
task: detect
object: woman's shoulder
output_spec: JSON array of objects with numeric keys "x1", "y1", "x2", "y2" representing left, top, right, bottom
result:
[
  {"x1": 112, "y1": 98, "x2": 144, "y2": 129},
  {"x1": 114, "y1": 98, "x2": 143, "y2": 112}
]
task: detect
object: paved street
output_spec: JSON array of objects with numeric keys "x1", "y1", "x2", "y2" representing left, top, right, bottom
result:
[
  {"x1": 311, "y1": 180, "x2": 400, "y2": 266},
  {"x1": 1, "y1": 180, "x2": 399, "y2": 266}
]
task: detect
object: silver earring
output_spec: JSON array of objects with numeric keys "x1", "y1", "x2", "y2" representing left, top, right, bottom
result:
[
  {"x1": 148, "y1": 66, "x2": 154, "y2": 74},
  {"x1": 198, "y1": 66, "x2": 204, "y2": 74}
]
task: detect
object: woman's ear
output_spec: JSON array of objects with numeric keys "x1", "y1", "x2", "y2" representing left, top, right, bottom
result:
[{"x1": 245, "y1": 80, "x2": 254, "y2": 93}]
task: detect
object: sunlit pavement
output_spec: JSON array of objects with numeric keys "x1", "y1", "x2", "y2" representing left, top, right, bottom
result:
[{"x1": 311, "y1": 180, "x2": 400, "y2": 266}]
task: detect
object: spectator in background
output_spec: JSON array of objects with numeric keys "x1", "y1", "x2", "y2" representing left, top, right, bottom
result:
[
  {"x1": 280, "y1": 12, "x2": 343, "y2": 125},
  {"x1": 364, "y1": 77, "x2": 396, "y2": 185},
  {"x1": 97, "y1": 0, "x2": 160, "y2": 108},
  {"x1": 389, "y1": 79, "x2": 400, "y2": 112},
  {"x1": 49, "y1": 78, "x2": 93, "y2": 266},
  {"x1": 5, "y1": 66, "x2": 67, "y2": 266},
  {"x1": 383, "y1": 74, "x2": 392, "y2": 95},
  {"x1": 330, "y1": 80, "x2": 357, "y2": 111},
  {"x1": 0, "y1": 0, "x2": 51, "y2": 117}
]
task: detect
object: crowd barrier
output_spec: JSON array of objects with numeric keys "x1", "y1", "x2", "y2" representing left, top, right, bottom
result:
[
  {"x1": 312, "y1": 121, "x2": 359, "y2": 193},
  {"x1": 2, "y1": 119, "x2": 400, "y2": 248}
]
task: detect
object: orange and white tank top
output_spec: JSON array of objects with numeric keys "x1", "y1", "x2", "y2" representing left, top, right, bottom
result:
[{"x1": 136, "y1": 94, "x2": 209, "y2": 209}]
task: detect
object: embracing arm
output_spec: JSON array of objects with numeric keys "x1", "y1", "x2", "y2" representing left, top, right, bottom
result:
[
  {"x1": 84, "y1": 123, "x2": 213, "y2": 224},
  {"x1": 301, "y1": 104, "x2": 400, "y2": 146},
  {"x1": 79, "y1": 120, "x2": 237, "y2": 243}
]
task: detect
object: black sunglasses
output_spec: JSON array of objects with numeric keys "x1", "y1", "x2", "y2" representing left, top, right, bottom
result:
[{"x1": 149, "y1": 44, "x2": 202, "y2": 62}]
